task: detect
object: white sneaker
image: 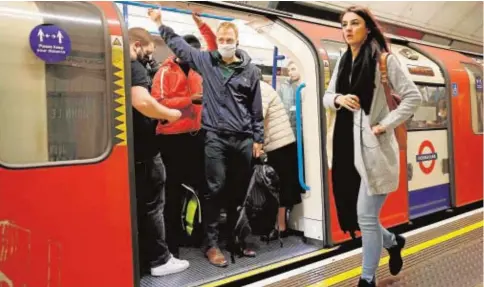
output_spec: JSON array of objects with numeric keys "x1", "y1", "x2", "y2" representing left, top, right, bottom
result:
[
  {"x1": 151, "y1": 255, "x2": 189, "y2": 277},
  {"x1": 170, "y1": 256, "x2": 189, "y2": 266}
]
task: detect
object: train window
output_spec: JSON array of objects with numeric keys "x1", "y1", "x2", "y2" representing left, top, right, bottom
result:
[
  {"x1": 406, "y1": 85, "x2": 448, "y2": 130},
  {"x1": 471, "y1": 57, "x2": 483, "y2": 66},
  {"x1": 320, "y1": 40, "x2": 347, "y2": 74},
  {"x1": 0, "y1": 2, "x2": 110, "y2": 166},
  {"x1": 462, "y1": 63, "x2": 483, "y2": 134}
]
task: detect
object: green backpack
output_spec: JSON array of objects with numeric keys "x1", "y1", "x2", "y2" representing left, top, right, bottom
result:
[{"x1": 181, "y1": 184, "x2": 203, "y2": 246}]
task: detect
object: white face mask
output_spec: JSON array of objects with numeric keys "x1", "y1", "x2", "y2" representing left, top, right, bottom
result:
[{"x1": 218, "y1": 43, "x2": 236, "y2": 59}]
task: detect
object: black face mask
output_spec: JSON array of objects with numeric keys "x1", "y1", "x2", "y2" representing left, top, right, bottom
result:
[{"x1": 137, "y1": 46, "x2": 151, "y2": 66}]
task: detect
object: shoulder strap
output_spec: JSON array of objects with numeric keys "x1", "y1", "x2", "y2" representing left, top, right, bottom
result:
[{"x1": 379, "y1": 52, "x2": 398, "y2": 111}]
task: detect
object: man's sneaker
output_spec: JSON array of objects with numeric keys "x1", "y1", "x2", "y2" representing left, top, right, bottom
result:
[{"x1": 151, "y1": 255, "x2": 189, "y2": 277}]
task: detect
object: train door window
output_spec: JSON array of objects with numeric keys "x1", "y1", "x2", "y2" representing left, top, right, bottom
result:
[
  {"x1": 462, "y1": 63, "x2": 483, "y2": 134},
  {"x1": 0, "y1": 2, "x2": 110, "y2": 166},
  {"x1": 471, "y1": 57, "x2": 483, "y2": 66},
  {"x1": 388, "y1": 43, "x2": 448, "y2": 130},
  {"x1": 406, "y1": 85, "x2": 448, "y2": 130},
  {"x1": 320, "y1": 40, "x2": 347, "y2": 74}
]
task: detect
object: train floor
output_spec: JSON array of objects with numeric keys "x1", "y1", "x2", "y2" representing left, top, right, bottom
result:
[
  {"x1": 247, "y1": 208, "x2": 483, "y2": 287},
  {"x1": 140, "y1": 232, "x2": 325, "y2": 287}
]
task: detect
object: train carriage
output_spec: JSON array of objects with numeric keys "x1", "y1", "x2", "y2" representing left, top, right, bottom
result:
[{"x1": 0, "y1": 1, "x2": 481, "y2": 287}]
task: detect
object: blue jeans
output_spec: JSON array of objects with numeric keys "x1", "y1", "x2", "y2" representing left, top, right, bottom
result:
[{"x1": 357, "y1": 181, "x2": 396, "y2": 282}]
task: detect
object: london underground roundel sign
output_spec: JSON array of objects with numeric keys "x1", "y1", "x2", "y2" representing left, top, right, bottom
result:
[{"x1": 416, "y1": 140, "x2": 438, "y2": 174}]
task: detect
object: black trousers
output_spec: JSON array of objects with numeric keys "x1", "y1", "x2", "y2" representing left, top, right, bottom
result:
[
  {"x1": 203, "y1": 130, "x2": 253, "y2": 249},
  {"x1": 266, "y1": 142, "x2": 303, "y2": 208},
  {"x1": 135, "y1": 153, "x2": 170, "y2": 270},
  {"x1": 157, "y1": 132, "x2": 204, "y2": 254}
]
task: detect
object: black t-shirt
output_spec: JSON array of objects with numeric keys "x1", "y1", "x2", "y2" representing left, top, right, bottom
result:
[{"x1": 131, "y1": 60, "x2": 158, "y2": 161}]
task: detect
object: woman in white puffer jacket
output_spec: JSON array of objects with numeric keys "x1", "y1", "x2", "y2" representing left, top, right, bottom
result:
[{"x1": 259, "y1": 79, "x2": 303, "y2": 240}]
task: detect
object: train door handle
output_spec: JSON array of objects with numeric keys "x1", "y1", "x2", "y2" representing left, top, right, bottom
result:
[
  {"x1": 442, "y1": 158, "x2": 449, "y2": 174},
  {"x1": 407, "y1": 163, "x2": 413, "y2": 181},
  {"x1": 295, "y1": 83, "x2": 310, "y2": 191}
]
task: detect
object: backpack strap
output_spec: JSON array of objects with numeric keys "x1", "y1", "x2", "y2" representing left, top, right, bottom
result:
[
  {"x1": 379, "y1": 52, "x2": 398, "y2": 111},
  {"x1": 379, "y1": 53, "x2": 408, "y2": 150},
  {"x1": 185, "y1": 196, "x2": 198, "y2": 235}
]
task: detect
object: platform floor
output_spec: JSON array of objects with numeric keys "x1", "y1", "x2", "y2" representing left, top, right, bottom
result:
[{"x1": 246, "y1": 208, "x2": 483, "y2": 287}]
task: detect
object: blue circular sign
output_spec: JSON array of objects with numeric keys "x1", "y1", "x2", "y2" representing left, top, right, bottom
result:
[{"x1": 29, "y1": 24, "x2": 71, "y2": 63}]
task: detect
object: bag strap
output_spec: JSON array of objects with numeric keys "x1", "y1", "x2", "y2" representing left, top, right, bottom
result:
[
  {"x1": 379, "y1": 52, "x2": 398, "y2": 111},
  {"x1": 242, "y1": 169, "x2": 258, "y2": 207}
]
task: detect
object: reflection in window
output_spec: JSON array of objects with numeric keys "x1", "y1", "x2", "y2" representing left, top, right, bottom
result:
[
  {"x1": 463, "y1": 63, "x2": 483, "y2": 134},
  {"x1": 407, "y1": 85, "x2": 448, "y2": 130},
  {"x1": 0, "y1": 2, "x2": 109, "y2": 165}
]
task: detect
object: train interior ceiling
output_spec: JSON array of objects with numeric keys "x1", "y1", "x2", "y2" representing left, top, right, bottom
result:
[{"x1": 0, "y1": 1, "x2": 482, "y2": 287}]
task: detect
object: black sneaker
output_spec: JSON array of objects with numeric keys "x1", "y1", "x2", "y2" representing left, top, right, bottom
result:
[
  {"x1": 386, "y1": 234, "x2": 406, "y2": 276},
  {"x1": 358, "y1": 277, "x2": 376, "y2": 287}
]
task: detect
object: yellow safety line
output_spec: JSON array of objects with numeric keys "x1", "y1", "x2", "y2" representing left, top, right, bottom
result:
[
  {"x1": 200, "y1": 247, "x2": 337, "y2": 287},
  {"x1": 309, "y1": 220, "x2": 483, "y2": 287}
]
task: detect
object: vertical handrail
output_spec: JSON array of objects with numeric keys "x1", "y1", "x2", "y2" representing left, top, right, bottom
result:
[
  {"x1": 295, "y1": 83, "x2": 310, "y2": 191},
  {"x1": 272, "y1": 46, "x2": 285, "y2": 90},
  {"x1": 122, "y1": 3, "x2": 128, "y2": 24}
]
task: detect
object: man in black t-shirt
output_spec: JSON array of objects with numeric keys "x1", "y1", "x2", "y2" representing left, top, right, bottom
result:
[{"x1": 128, "y1": 27, "x2": 189, "y2": 277}]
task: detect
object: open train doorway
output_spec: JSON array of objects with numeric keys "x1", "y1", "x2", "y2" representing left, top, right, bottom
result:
[{"x1": 118, "y1": 1, "x2": 329, "y2": 286}]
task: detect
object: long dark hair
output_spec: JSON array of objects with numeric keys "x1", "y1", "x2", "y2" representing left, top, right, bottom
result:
[{"x1": 340, "y1": 6, "x2": 390, "y2": 53}]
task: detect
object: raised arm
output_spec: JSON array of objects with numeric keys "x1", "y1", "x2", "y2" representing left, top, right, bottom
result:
[
  {"x1": 148, "y1": 9, "x2": 209, "y2": 74},
  {"x1": 192, "y1": 13, "x2": 218, "y2": 51}
]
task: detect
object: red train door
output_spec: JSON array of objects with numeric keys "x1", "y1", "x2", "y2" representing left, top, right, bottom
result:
[
  {"x1": 283, "y1": 19, "x2": 409, "y2": 244},
  {"x1": 414, "y1": 44, "x2": 484, "y2": 207},
  {"x1": 0, "y1": 2, "x2": 135, "y2": 287}
]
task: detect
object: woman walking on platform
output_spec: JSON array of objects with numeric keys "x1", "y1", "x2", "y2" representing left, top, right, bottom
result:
[{"x1": 323, "y1": 6, "x2": 422, "y2": 286}]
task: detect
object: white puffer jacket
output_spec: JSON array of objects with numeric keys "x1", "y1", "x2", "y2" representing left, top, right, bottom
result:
[{"x1": 260, "y1": 81, "x2": 296, "y2": 152}]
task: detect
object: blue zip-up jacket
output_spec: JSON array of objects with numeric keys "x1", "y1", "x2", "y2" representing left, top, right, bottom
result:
[{"x1": 158, "y1": 25, "x2": 264, "y2": 143}]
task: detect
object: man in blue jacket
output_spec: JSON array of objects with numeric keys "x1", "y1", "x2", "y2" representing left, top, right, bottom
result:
[{"x1": 148, "y1": 9, "x2": 264, "y2": 267}]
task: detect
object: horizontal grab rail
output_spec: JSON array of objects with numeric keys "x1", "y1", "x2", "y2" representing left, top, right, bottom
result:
[{"x1": 116, "y1": 1, "x2": 234, "y2": 21}]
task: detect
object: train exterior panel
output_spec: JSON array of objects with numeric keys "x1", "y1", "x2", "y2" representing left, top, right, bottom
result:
[
  {"x1": 414, "y1": 44, "x2": 483, "y2": 207},
  {"x1": 0, "y1": 2, "x2": 135, "y2": 287},
  {"x1": 407, "y1": 130, "x2": 451, "y2": 218}
]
